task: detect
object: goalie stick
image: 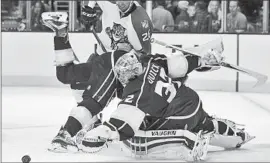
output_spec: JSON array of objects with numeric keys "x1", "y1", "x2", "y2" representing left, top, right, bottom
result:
[{"x1": 151, "y1": 38, "x2": 268, "y2": 87}]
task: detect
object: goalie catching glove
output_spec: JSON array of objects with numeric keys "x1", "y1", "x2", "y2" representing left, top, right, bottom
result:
[
  {"x1": 42, "y1": 12, "x2": 68, "y2": 37},
  {"x1": 197, "y1": 48, "x2": 225, "y2": 72},
  {"x1": 200, "y1": 49, "x2": 224, "y2": 66}
]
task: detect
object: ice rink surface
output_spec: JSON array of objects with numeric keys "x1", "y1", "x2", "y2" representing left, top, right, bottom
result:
[{"x1": 2, "y1": 87, "x2": 270, "y2": 162}]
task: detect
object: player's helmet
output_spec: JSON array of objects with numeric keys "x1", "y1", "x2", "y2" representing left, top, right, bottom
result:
[
  {"x1": 116, "y1": 1, "x2": 134, "y2": 14},
  {"x1": 114, "y1": 50, "x2": 143, "y2": 86}
]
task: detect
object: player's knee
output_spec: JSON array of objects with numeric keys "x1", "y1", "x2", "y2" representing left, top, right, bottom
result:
[
  {"x1": 77, "y1": 98, "x2": 103, "y2": 116},
  {"x1": 56, "y1": 66, "x2": 70, "y2": 84},
  {"x1": 69, "y1": 106, "x2": 93, "y2": 127},
  {"x1": 87, "y1": 53, "x2": 99, "y2": 63}
]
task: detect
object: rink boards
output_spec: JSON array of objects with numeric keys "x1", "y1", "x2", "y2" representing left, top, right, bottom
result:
[{"x1": 2, "y1": 33, "x2": 270, "y2": 92}]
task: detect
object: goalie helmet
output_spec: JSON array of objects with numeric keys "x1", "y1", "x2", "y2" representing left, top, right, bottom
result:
[{"x1": 114, "y1": 50, "x2": 143, "y2": 86}]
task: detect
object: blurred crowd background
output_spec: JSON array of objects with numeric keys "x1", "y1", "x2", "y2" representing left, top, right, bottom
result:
[{"x1": 1, "y1": 0, "x2": 270, "y2": 33}]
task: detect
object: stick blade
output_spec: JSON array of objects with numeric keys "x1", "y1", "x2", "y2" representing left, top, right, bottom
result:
[
  {"x1": 222, "y1": 62, "x2": 268, "y2": 88},
  {"x1": 253, "y1": 75, "x2": 268, "y2": 88}
]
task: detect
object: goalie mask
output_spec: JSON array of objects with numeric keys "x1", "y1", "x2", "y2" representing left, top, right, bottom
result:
[{"x1": 114, "y1": 50, "x2": 143, "y2": 86}]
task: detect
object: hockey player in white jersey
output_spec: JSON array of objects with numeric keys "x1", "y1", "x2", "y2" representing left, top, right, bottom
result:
[
  {"x1": 42, "y1": 0, "x2": 153, "y2": 153},
  {"x1": 81, "y1": 1, "x2": 152, "y2": 55},
  {"x1": 77, "y1": 50, "x2": 255, "y2": 161}
]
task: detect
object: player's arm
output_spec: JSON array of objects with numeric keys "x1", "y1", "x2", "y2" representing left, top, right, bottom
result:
[
  {"x1": 79, "y1": 93, "x2": 146, "y2": 153},
  {"x1": 143, "y1": 53, "x2": 199, "y2": 78},
  {"x1": 149, "y1": 50, "x2": 224, "y2": 78}
]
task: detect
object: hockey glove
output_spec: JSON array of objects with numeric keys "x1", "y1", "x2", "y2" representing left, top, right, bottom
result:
[
  {"x1": 196, "y1": 49, "x2": 224, "y2": 72},
  {"x1": 200, "y1": 49, "x2": 225, "y2": 66},
  {"x1": 81, "y1": 6, "x2": 98, "y2": 30}
]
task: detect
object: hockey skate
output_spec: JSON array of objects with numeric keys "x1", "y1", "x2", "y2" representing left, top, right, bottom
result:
[
  {"x1": 48, "y1": 126, "x2": 79, "y2": 153},
  {"x1": 236, "y1": 129, "x2": 255, "y2": 148},
  {"x1": 42, "y1": 12, "x2": 68, "y2": 37},
  {"x1": 211, "y1": 116, "x2": 255, "y2": 149}
]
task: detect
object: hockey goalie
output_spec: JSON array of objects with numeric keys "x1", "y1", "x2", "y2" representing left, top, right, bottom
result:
[
  {"x1": 41, "y1": 0, "x2": 153, "y2": 153},
  {"x1": 75, "y1": 51, "x2": 255, "y2": 161}
]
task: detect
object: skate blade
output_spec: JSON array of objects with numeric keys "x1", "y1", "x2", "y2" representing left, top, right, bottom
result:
[{"x1": 236, "y1": 135, "x2": 256, "y2": 148}]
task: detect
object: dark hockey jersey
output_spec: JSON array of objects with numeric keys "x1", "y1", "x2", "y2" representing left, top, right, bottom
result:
[{"x1": 119, "y1": 56, "x2": 182, "y2": 117}]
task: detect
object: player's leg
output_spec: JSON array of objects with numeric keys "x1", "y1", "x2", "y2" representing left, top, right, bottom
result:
[
  {"x1": 142, "y1": 85, "x2": 254, "y2": 150},
  {"x1": 151, "y1": 85, "x2": 254, "y2": 149},
  {"x1": 121, "y1": 86, "x2": 210, "y2": 161},
  {"x1": 49, "y1": 50, "x2": 125, "y2": 152}
]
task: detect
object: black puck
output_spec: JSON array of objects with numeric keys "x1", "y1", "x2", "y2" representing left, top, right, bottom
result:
[{"x1": 21, "y1": 155, "x2": 31, "y2": 163}]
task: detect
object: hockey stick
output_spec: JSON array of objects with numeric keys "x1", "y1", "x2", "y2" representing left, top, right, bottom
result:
[
  {"x1": 89, "y1": 25, "x2": 107, "y2": 53},
  {"x1": 151, "y1": 38, "x2": 268, "y2": 87},
  {"x1": 162, "y1": 25, "x2": 181, "y2": 31}
]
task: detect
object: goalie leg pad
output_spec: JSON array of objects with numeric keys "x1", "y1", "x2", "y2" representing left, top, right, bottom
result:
[{"x1": 121, "y1": 129, "x2": 211, "y2": 161}]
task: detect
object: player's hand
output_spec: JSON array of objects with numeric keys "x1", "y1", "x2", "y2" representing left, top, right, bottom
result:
[
  {"x1": 42, "y1": 12, "x2": 68, "y2": 32},
  {"x1": 200, "y1": 49, "x2": 225, "y2": 66},
  {"x1": 81, "y1": 6, "x2": 98, "y2": 30}
]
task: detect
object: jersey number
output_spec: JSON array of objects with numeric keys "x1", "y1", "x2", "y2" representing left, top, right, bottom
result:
[
  {"x1": 124, "y1": 95, "x2": 134, "y2": 103},
  {"x1": 154, "y1": 69, "x2": 178, "y2": 103},
  {"x1": 142, "y1": 29, "x2": 151, "y2": 42}
]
